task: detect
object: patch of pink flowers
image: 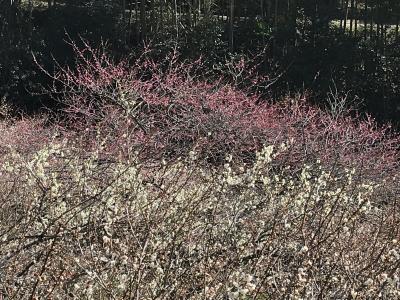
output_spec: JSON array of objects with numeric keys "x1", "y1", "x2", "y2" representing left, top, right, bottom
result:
[{"x1": 41, "y1": 41, "x2": 399, "y2": 177}]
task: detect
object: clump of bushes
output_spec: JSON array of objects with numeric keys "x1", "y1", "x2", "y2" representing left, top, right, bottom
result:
[
  {"x1": 0, "y1": 115, "x2": 52, "y2": 161},
  {"x1": 0, "y1": 140, "x2": 399, "y2": 299},
  {"x1": 43, "y1": 42, "x2": 399, "y2": 174},
  {"x1": 0, "y1": 43, "x2": 399, "y2": 299}
]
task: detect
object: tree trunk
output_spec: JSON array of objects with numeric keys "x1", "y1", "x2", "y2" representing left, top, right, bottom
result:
[
  {"x1": 134, "y1": 0, "x2": 139, "y2": 40},
  {"x1": 344, "y1": 0, "x2": 349, "y2": 33},
  {"x1": 204, "y1": 0, "x2": 212, "y2": 19},
  {"x1": 229, "y1": 0, "x2": 234, "y2": 52},
  {"x1": 273, "y1": 0, "x2": 278, "y2": 56},
  {"x1": 198, "y1": 0, "x2": 201, "y2": 16},
  {"x1": 260, "y1": 0, "x2": 264, "y2": 18},
  {"x1": 187, "y1": 0, "x2": 192, "y2": 28},
  {"x1": 140, "y1": 0, "x2": 146, "y2": 40},
  {"x1": 396, "y1": 4, "x2": 400, "y2": 40},
  {"x1": 291, "y1": 0, "x2": 297, "y2": 47},
  {"x1": 349, "y1": 0, "x2": 354, "y2": 35},
  {"x1": 364, "y1": 0, "x2": 367, "y2": 39},
  {"x1": 150, "y1": 0, "x2": 155, "y2": 34},
  {"x1": 160, "y1": 0, "x2": 164, "y2": 28},
  {"x1": 354, "y1": 0, "x2": 358, "y2": 37},
  {"x1": 369, "y1": 2, "x2": 373, "y2": 38},
  {"x1": 376, "y1": 21, "x2": 380, "y2": 42},
  {"x1": 121, "y1": 0, "x2": 126, "y2": 42},
  {"x1": 127, "y1": 2, "x2": 133, "y2": 42},
  {"x1": 339, "y1": 0, "x2": 344, "y2": 31},
  {"x1": 313, "y1": 0, "x2": 317, "y2": 46},
  {"x1": 174, "y1": 0, "x2": 178, "y2": 40}
]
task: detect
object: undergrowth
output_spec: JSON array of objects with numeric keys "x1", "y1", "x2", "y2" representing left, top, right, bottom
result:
[{"x1": 0, "y1": 43, "x2": 399, "y2": 299}]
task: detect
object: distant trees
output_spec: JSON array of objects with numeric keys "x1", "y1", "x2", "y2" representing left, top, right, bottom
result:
[
  {"x1": 2, "y1": 0, "x2": 400, "y2": 48},
  {"x1": 114, "y1": 0, "x2": 399, "y2": 51}
]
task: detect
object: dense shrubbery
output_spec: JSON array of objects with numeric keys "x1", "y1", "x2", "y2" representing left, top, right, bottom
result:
[
  {"x1": 0, "y1": 131, "x2": 399, "y2": 299},
  {"x1": 0, "y1": 45, "x2": 399, "y2": 299},
  {"x1": 43, "y1": 43, "x2": 399, "y2": 174}
]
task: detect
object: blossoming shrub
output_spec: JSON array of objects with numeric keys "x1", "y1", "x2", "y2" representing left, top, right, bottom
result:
[
  {"x1": 0, "y1": 141, "x2": 399, "y2": 299},
  {"x1": 0, "y1": 117, "x2": 53, "y2": 162},
  {"x1": 1, "y1": 42, "x2": 398, "y2": 299},
  {"x1": 43, "y1": 42, "x2": 399, "y2": 178}
]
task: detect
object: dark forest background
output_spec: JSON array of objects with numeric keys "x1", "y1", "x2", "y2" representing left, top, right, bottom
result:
[{"x1": 1, "y1": 0, "x2": 399, "y2": 127}]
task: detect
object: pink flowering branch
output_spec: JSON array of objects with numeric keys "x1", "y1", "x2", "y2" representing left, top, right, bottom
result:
[{"x1": 36, "y1": 41, "x2": 399, "y2": 177}]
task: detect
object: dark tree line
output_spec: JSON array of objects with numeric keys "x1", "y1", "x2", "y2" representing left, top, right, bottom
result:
[{"x1": 3, "y1": 1, "x2": 399, "y2": 48}]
